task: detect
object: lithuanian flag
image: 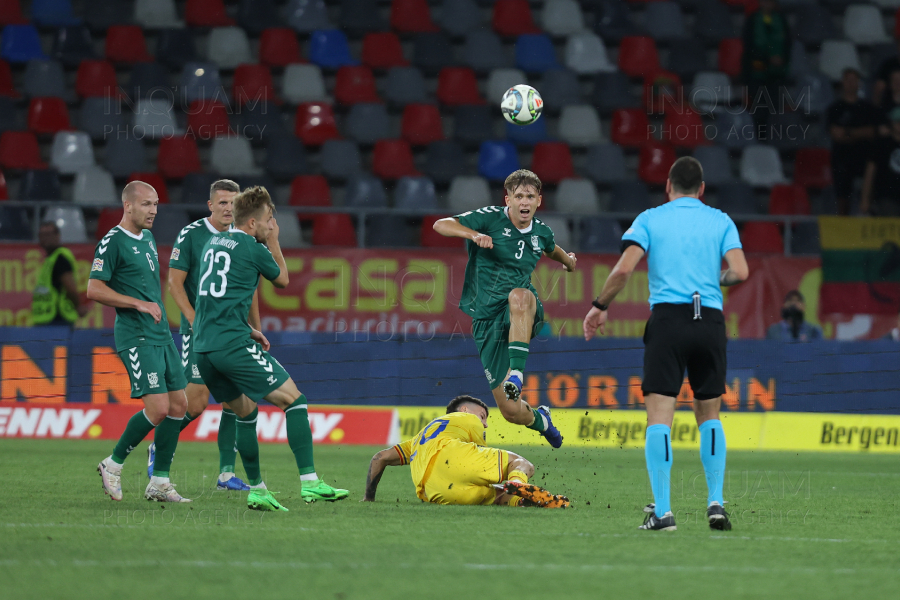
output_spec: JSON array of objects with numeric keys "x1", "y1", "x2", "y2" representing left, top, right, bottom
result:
[{"x1": 819, "y1": 216, "x2": 900, "y2": 314}]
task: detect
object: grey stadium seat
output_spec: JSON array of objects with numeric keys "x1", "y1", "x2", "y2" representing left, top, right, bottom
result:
[
  {"x1": 423, "y1": 140, "x2": 468, "y2": 185},
  {"x1": 463, "y1": 31, "x2": 510, "y2": 73},
  {"x1": 582, "y1": 143, "x2": 628, "y2": 185},
  {"x1": 104, "y1": 137, "x2": 147, "y2": 178},
  {"x1": 384, "y1": 67, "x2": 428, "y2": 106},
  {"x1": 346, "y1": 103, "x2": 391, "y2": 145},
  {"x1": 345, "y1": 174, "x2": 389, "y2": 208},
  {"x1": 395, "y1": 176, "x2": 439, "y2": 210},
  {"x1": 265, "y1": 134, "x2": 310, "y2": 180},
  {"x1": 556, "y1": 178, "x2": 602, "y2": 214},
  {"x1": 692, "y1": 146, "x2": 734, "y2": 187},
  {"x1": 715, "y1": 182, "x2": 762, "y2": 214},
  {"x1": 579, "y1": 217, "x2": 624, "y2": 254},
  {"x1": 540, "y1": 69, "x2": 582, "y2": 112},
  {"x1": 609, "y1": 181, "x2": 652, "y2": 213},
  {"x1": 321, "y1": 140, "x2": 363, "y2": 180}
]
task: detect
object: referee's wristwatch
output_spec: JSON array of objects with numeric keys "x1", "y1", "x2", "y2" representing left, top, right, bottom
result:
[{"x1": 591, "y1": 299, "x2": 608, "y2": 311}]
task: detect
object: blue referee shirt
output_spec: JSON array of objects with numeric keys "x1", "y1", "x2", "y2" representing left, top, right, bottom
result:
[{"x1": 621, "y1": 197, "x2": 741, "y2": 310}]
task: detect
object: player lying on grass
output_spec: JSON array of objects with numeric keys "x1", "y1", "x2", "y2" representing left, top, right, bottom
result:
[
  {"x1": 362, "y1": 395, "x2": 569, "y2": 508},
  {"x1": 432, "y1": 169, "x2": 576, "y2": 449}
]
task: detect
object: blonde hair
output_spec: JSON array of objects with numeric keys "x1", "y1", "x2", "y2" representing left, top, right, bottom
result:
[{"x1": 233, "y1": 186, "x2": 275, "y2": 226}]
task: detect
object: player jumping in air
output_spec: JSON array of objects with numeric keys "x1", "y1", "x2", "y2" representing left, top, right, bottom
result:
[
  {"x1": 362, "y1": 395, "x2": 569, "y2": 507},
  {"x1": 91, "y1": 181, "x2": 191, "y2": 502},
  {"x1": 432, "y1": 169, "x2": 576, "y2": 448},
  {"x1": 192, "y1": 186, "x2": 349, "y2": 511}
]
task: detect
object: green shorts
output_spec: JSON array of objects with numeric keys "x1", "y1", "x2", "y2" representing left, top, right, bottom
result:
[
  {"x1": 472, "y1": 294, "x2": 545, "y2": 389},
  {"x1": 180, "y1": 334, "x2": 204, "y2": 385},
  {"x1": 195, "y1": 340, "x2": 291, "y2": 404},
  {"x1": 119, "y1": 342, "x2": 187, "y2": 399}
]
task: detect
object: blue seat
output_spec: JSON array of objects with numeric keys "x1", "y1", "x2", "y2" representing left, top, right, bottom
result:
[
  {"x1": 21, "y1": 169, "x2": 62, "y2": 201},
  {"x1": 345, "y1": 173, "x2": 389, "y2": 208},
  {"x1": 127, "y1": 62, "x2": 171, "y2": 100},
  {"x1": 515, "y1": 34, "x2": 561, "y2": 73},
  {"x1": 309, "y1": 30, "x2": 358, "y2": 69},
  {"x1": 237, "y1": 0, "x2": 281, "y2": 36},
  {"x1": 340, "y1": 0, "x2": 385, "y2": 37},
  {"x1": 424, "y1": 140, "x2": 467, "y2": 185},
  {"x1": 179, "y1": 62, "x2": 225, "y2": 103},
  {"x1": 264, "y1": 134, "x2": 310, "y2": 180},
  {"x1": 579, "y1": 217, "x2": 623, "y2": 253},
  {"x1": 235, "y1": 101, "x2": 288, "y2": 145},
  {"x1": 1, "y1": 25, "x2": 48, "y2": 63},
  {"x1": 0, "y1": 206, "x2": 33, "y2": 241},
  {"x1": 32, "y1": 0, "x2": 81, "y2": 27},
  {"x1": 609, "y1": 181, "x2": 651, "y2": 213},
  {"x1": 394, "y1": 176, "x2": 438, "y2": 210},
  {"x1": 286, "y1": 0, "x2": 333, "y2": 33},
  {"x1": 51, "y1": 25, "x2": 97, "y2": 66},
  {"x1": 413, "y1": 32, "x2": 455, "y2": 74},
  {"x1": 454, "y1": 105, "x2": 495, "y2": 146},
  {"x1": 156, "y1": 28, "x2": 198, "y2": 71},
  {"x1": 506, "y1": 118, "x2": 548, "y2": 146},
  {"x1": 478, "y1": 141, "x2": 520, "y2": 181}
]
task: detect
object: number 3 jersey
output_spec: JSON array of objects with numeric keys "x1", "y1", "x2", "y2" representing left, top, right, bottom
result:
[
  {"x1": 193, "y1": 229, "x2": 281, "y2": 353},
  {"x1": 89, "y1": 226, "x2": 172, "y2": 351},
  {"x1": 455, "y1": 206, "x2": 556, "y2": 320},
  {"x1": 168, "y1": 217, "x2": 230, "y2": 335}
]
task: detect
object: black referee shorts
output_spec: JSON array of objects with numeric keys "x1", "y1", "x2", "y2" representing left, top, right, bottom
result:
[{"x1": 641, "y1": 303, "x2": 727, "y2": 401}]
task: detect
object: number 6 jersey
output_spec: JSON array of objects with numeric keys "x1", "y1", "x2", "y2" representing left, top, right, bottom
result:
[{"x1": 193, "y1": 229, "x2": 281, "y2": 353}]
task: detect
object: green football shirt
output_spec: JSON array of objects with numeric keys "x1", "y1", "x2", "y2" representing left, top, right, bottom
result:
[
  {"x1": 169, "y1": 217, "x2": 230, "y2": 334},
  {"x1": 89, "y1": 226, "x2": 173, "y2": 351},
  {"x1": 193, "y1": 229, "x2": 281, "y2": 353},
  {"x1": 455, "y1": 206, "x2": 556, "y2": 320}
]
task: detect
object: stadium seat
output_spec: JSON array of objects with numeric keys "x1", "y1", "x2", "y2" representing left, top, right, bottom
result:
[
  {"x1": 593, "y1": 71, "x2": 639, "y2": 113},
  {"x1": 312, "y1": 213, "x2": 356, "y2": 246},
  {"x1": 493, "y1": 0, "x2": 541, "y2": 37},
  {"x1": 128, "y1": 172, "x2": 170, "y2": 204},
  {"x1": 385, "y1": 67, "x2": 427, "y2": 106},
  {"x1": 794, "y1": 5, "x2": 838, "y2": 46},
  {"x1": 289, "y1": 175, "x2": 331, "y2": 207},
  {"x1": 515, "y1": 34, "x2": 561, "y2": 73},
  {"x1": 50, "y1": 131, "x2": 94, "y2": 174},
  {"x1": 286, "y1": 0, "x2": 332, "y2": 32},
  {"x1": 179, "y1": 62, "x2": 225, "y2": 103},
  {"x1": 80, "y1": 97, "x2": 128, "y2": 140},
  {"x1": 73, "y1": 165, "x2": 117, "y2": 205},
  {"x1": 282, "y1": 64, "x2": 328, "y2": 104},
  {"x1": 540, "y1": 69, "x2": 581, "y2": 111},
  {"x1": 401, "y1": 104, "x2": 444, "y2": 146},
  {"x1": 309, "y1": 30, "x2": 357, "y2": 69},
  {"x1": 692, "y1": 146, "x2": 733, "y2": 187},
  {"x1": 424, "y1": 140, "x2": 467, "y2": 184},
  {"x1": 127, "y1": 63, "x2": 170, "y2": 100},
  {"x1": 709, "y1": 108, "x2": 755, "y2": 150},
  {"x1": 766, "y1": 111, "x2": 807, "y2": 152},
  {"x1": 437, "y1": 68, "x2": 485, "y2": 105},
  {"x1": 335, "y1": 66, "x2": 381, "y2": 105},
  {"x1": 791, "y1": 222, "x2": 820, "y2": 254},
  {"x1": 0, "y1": 0, "x2": 26, "y2": 26},
  {"x1": 0, "y1": 96, "x2": 18, "y2": 132},
  {"x1": 694, "y1": 0, "x2": 734, "y2": 42},
  {"x1": 1, "y1": 25, "x2": 48, "y2": 63},
  {"x1": 0, "y1": 60, "x2": 17, "y2": 97},
  {"x1": 543, "y1": 0, "x2": 585, "y2": 37},
  {"x1": 844, "y1": 5, "x2": 890, "y2": 45},
  {"x1": 20, "y1": 169, "x2": 62, "y2": 200},
  {"x1": 790, "y1": 72, "x2": 833, "y2": 118},
  {"x1": 454, "y1": 106, "x2": 494, "y2": 146},
  {"x1": 157, "y1": 135, "x2": 202, "y2": 179},
  {"x1": 579, "y1": 217, "x2": 623, "y2": 253},
  {"x1": 645, "y1": 2, "x2": 687, "y2": 42},
  {"x1": 440, "y1": 0, "x2": 482, "y2": 38},
  {"x1": 156, "y1": 28, "x2": 197, "y2": 68},
  {"x1": 448, "y1": 175, "x2": 492, "y2": 212},
  {"x1": 714, "y1": 182, "x2": 759, "y2": 214},
  {"x1": 346, "y1": 103, "x2": 390, "y2": 144},
  {"x1": 186, "y1": 100, "x2": 231, "y2": 140},
  {"x1": 178, "y1": 172, "x2": 220, "y2": 203},
  {"x1": 231, "y1": 0, "x2": 281, "y2": 35},
  {"x1": 84, "y1": 0, "x2": 131, "y2": 32},
  {"x1": 277, "y1": 213, "x2": 307, "y2": 248},
  {"x1": 391, "y1": 0, "x2": 439, "y2": 33},
  {"x1": 582, "y1": 143, "x2": 627, "y2": 185},
  {"x1": 211, "y1": 137, "x2": 261, "y2": 175},
  {"x1": 506, "y1": 117, "x2": 548, "y2": 146},
  {"x1": 663, "y1": 109, "x2": 707, "y2": 148},
  {"x1": 362, "y1": 32, "x2": 408, "y2": 70},
  {"x1": 464, "y1": 31, "x2": 510, "y2": 73},
  {"x1": 23, "y1": 60, "x2": 70, "y2": 100},
  {"x1": 740, "y1": 222, "x2": 783, "y2": 254},
  {"x1": 769, "y1": 184, "x2": 811, "y2": 215},
  {"x1": 793, "y1": 148, "x2": 832, "y2": 189},
  {"x1": 559, "y1": 105, "x2": 602, "y2": 147},
  {"x1": 717, "y1": 38, "x2": 743, "y2": 78},
  {"x1": 487, "y1": 68, "x2": 527, "y2": 104},
  {"x1": 478, "y1": 141, "x2": 520, "y2": 181},
  {"x1": 134, "y1": 98, "x2": 180, "y2": 139},
  {"x1": 565, "y1": 32, "x2": 615, "y2": 74},
  {"x1": 373, "y1": 140, "x2": 419, "y2": 179},
  {"x1": 51, "y1": 25, "x2": 97, "y2": 67},
  {"x1": 238, "y1": 101, "x2": 288, "y2": 145},
  {"x1": 134, "y1": 0, "x2": 183, "y2": 28},
  {"x1": 667, "y1": 43, "x2": 708, "y2": 81},
  {"x1": 232, "y1": 64, "x2": 277, "y2": 107},
  {"x1": 150, "y1": 207, "x2": 191, "y2": 245},
  {"x1": 609, "y1": 181, "x2": 651, "y2": 213},
  {"x1": 413, "y1": 32, "x2": 455, "y2": 74},
  {"x1": 259, "y1": 28, "x2": 303, "y2": 67},
  {"x1": 76, "y1": 60, "x2": 119, "y2": 98},
  {"x1": 532, "y1": 141, "x2": 575, "y2": 184},
  {"x1": 0, "y1": 131, "x2": 45, "y2": 169},
  {"x1": 366, "y1": 215, "x2": 414, "y2": 247},
  {"x1": 264, "y1": 134, "x2": 309, "y2": 180},
  {"x1": 104, "y1": 136, "x2": 147, "y2": 178},
  {"x1": 643, "y1": 70, "x2": 683, "y2": 114},
  {"x1": 208, "y1": 27, "x2": 252, "y2": 69},
  {"x1": 96, "y1": 208, "x2": 123, "y2": 240},
  {"x1": 740, "y1": 145, "x2": 786, "y2": 187},
  {"x1": 592, "y1": 0, "x2": 639, "y2": 43},
  {"x1": 320, "y1": 139, "x2": 362, "y2": 180},
  {"x1": 610, "y1": 108, "x2": 649, "y2": 147},
  {"x1": 185, "y1": 0, "x2": 235, "y2": 27},
  {"x1": 539, "y1": 215, "x2": 573, "y2": 249},
  {"x1": 556, "y1": 178, "x2": 602, "y2": 214},
  {"x1": 42, "y1": 206, "x2": 87, "y2": 244},
  {"x1": 638, "y1": 141, "x2": 676, "y2": 186},
  {"x1": 341, "y1": 0, "x2": 385, "y2": 37},
  {"x1": 618, "y1": 36, "x2": 659, "y2": 78},
  {"x1": 345, "y1": 173, "x2": 389, "y2": 208},
  {"x1": 421, "y1": 215, "x2": 463, "y2": 248},
  {"x1": 395, "y1": 176, "x2": 438, "y2": 210},
  {"x1": 27, "y1": 97, "x2": 71, "y2": 134}
]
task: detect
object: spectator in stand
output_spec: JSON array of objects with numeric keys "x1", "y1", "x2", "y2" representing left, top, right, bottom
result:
[
  {"x1": 861, "y1": 107, "x2": 900, "y2": 216},
  {"x1": 883, "y1": 313, "x2": 900, "y2": 341},
  {"x1": 742, "y1": 0, "x2": 791, "y2": 131},
  {"x1": 872, "y1": 37, "x2": 900, "y2": 108},
  {"x1": 766, "y1": 290, "x2": 822, "y2": 342},
  {"x1": 827, "y1": 68, "x2": 880, "y2": 216},
  {"x1": 31, "y1": 221, "x2": 90, "y2": 327}
]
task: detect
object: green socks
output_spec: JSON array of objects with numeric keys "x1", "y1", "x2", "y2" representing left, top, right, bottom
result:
[
  {"x1": 526, "y1": 407, "x2": 548, "y2": 433},
  {"x1": 152, "y1": 415, "x2": 182, "y2": 477},
  {"x1": 509, "y1": 341, "x2": 529, "y2": 372},
  {"x1": 111, "y1": 409, "x2": 156, "y2": 464},
  {"x1": 218, "y1": 407, "x2": 238, "y2": 474},
  {"x1": 285, "y1": 395, "x2": 316, "y2": 477},
  {"x1": 235, "y1": 408, "x2": 262, "y2": 486},
  {"x1": 178, "y1": 412, "x2": 195, "y2": 432}
]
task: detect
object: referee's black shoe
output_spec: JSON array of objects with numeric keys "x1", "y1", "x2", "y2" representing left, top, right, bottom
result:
[
  {"x1": 638, "y1": 504, "x2": 677, "y2": 531},
  {"x1": 707, "y1": 502, "x2": 732, "y2": 531}
]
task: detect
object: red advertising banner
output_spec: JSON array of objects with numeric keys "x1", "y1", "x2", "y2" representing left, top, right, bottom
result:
[{"x1": 0, "y1": 244, "x2": 893, "y2": 339}]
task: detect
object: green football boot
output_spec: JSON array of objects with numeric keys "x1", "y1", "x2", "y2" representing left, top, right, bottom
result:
[
  {"x1": 248, "y1": 489, "x2": 288, "y2": 512},
  {"x1": 300, "y1": 479, "x2": 349, "y2": 503}
]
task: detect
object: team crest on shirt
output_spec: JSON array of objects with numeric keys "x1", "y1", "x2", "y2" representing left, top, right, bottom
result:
[
  {"x1": 503, "y1": 228, "x2": 512, "y2": 237},
  {"x1": 170, "y1": 248, "x2": 180, "y2": 261},
  {"x1": 148, "y1": 372, "x2": 159, "y2": 388},
  {"x1": 91, "y1": 258, "x2": 104, "y2": 272},
  {"x1": 192, "y1": 364, "x2": 199, "y2": 377},
  {"x1": 531, "y1": 235, "x2": 540, "y2": 252},
  {"x1": 132, "y1": 246, "x2": 139, "y2": 254}
]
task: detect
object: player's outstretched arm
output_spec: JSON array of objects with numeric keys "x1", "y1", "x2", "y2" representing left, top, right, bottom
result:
[
  {"x1": 86, "y1": 279, "x2": 162, "y2": 323},
  {"x1": 583, "y1": 245, "x2": 645, "y2": 340},
  {"x1": 432, "y1": 217, "x2": 493, "y2": 248},
  {"x1": 168, "y1": 267, "x2": 194, "y2": 328},
  {"x1": 362, "y1": 448, "x2": 404, "y2": 502},
  {"x1": 545, "y1": 244, "x2": 577, "y2": 272}
]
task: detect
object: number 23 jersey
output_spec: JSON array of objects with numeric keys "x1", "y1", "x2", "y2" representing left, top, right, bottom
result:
[{"x1": 193, "y1": 229, "x2": 280, "y2": 353}]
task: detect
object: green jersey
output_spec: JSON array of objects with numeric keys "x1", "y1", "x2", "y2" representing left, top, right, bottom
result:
[
  {"x1": 169, "y1": 217, "x2": 230, "y2": 334},
  {"x1": 193, "y1": 229, "x2": 281, "y2": 353},
  {"x1": 89, "y1": 226, "x2": 172, "y2": 350},
  {"x1": 455, "y1": 206, "x2": 556, "y2": 320}
]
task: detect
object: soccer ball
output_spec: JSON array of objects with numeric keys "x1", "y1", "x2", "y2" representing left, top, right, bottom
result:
[{"x1": 500, "y1": 84, "x2": 543, "y2": 126}]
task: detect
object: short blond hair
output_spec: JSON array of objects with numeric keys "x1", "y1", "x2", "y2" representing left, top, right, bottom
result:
[
  {"x1": 504, "y1": 169, "x2": 542, "y2": 195},
  {"x1": 233, "y1": 186, "x2": 275, "y2": 226}
]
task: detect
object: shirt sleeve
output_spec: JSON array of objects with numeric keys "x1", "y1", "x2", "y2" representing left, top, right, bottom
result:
[
  {"x1": 393, "y1": 439, "x2": 416, "y2": 465},
  {"x1": 455, "y1": 207, "x2": 491, "y2": 232},
  {"x1": 169, "y1": 228, "x2": 192, "y2": 272},
  {"x1": 252, "y1": 242, "x2": 282, "y2": 282},
  {"x1": 542, "y1": 226, "x2": 556, "y2": 254},
  {"x1": 721, "y1": 215, "x2": 742, "y2": 255},
  {"x1": 89, "y1": 237, "x2": 117, "y2": 282},
  {"x1": 621, "y1": 211, "x2": 651, "y2": 252}
]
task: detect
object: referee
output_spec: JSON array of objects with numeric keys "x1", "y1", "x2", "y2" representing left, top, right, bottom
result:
[{"x1": 582, "y1": 157, "x2": 749, "y2": 532}]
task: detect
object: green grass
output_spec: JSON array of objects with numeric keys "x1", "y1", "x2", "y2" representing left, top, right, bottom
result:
[{"x1": 1, "y1": 439, "x2": 898, "y2": 600}]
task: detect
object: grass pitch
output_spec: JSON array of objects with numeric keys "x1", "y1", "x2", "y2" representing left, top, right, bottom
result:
[{"x1": 1, "y1": 439, "x2": 897, "y2": 600}]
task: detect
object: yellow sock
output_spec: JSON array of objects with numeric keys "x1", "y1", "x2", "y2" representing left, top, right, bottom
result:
[
  {"x1": 508, "y1": 496, "x2": 523, "y2": 507},
  {"x1": 508, "y1": 470, "x2": 528, "y2": 484}
]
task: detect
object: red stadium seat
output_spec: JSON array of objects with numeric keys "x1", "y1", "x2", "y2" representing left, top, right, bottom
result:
[
  {"x1": 289, "y1": 175, "x2": 332, "y2": 207},
  {"x1": 312, "y1": 213, "x2": 357, "y2": 246},
  {"x1": 373, "y1": 140, "x2": 419, "y2": 180},
  {"x1": 610, "y1": 108, "x2": 650, "y2": 147},
  {"x1": 793, "y1": 148, "x2": 832, "y2": 189},
  {"x1": 259, "y1": 28, "x2": 303, "y2": 67},
  {"x1": 0, "y1": 60, "x2": 18, "y2": 97},
  {"x1": 717, "y1": 39, "x2": 743, "y2": 79},
  {"x1": 361, "y1": 32, "x2": 408, "y2": 70},
  {"x1": 76, "y1": 60, "x2": 120, "y2": 98},
  {"x1": 741, "y1": 221, "x2": 783, "y2": 254},
  {"x1": 437, "y1": 67, "x2": 484, "y2": 106},
  {"x1": 492, "y1": 0, "x2": 541, "y2": 37},
  {"x1": 156, "y1": 136, "x2": 202, "y2": 179},
  {"x1": 96, "y1": 207, "x2": 124, "y2": 239},
  {"x1": 127, "y1": 172, "x2": 170, "y2": 204},
  {"x1": 401, "y1": 104, "x2": 444, "y2": 146},
  {"x1": 335, "y1": 66, "x2": 381, "y2": 105},
  {"x1": 638, "y1": 141, "x2": 676, "y2": 186},
  {"x1": 185, "y1": 100, "x2": 232, "y2": 140},
  {"x1": 0, "y1": 170, "x2": 8, "y2": 200},
  {"x1": 390, "y1": 0, "x2": 439, "y2": 34},
  {"x1": 420, "y1": 215, "x2": 462, "y2": 248},
  {"x1": 27, "y1": 97, "x2": 71, "y2": 134},
  {"x1": 618, "y1": 36, "x2": 660, "y2": 78},
  {"x1": 531, "y1": 142, "x2": 575, "y2": 184},
  {"x1": 294, "y1": 102, "x2": 341, "y2": 146},
  {"x1": 643, "y1": 70, "x2": 682, "y2": 115},
  {"x1": 0, "y1": 131, "x2": 45, "y2": 169},
  {"x1": 233, "y1": 64, "x2": 278, "y2": 106},
  {"x1": 105, "y1": 26, "x2": 153, "y2": 64},
  {"x1": 0, "y1": 0, "x2": 27, "y2": 25},
  {"x1": 663, "y1": 109, "x2": 708, "y2": 148},
  {"x1": 185, "y1": 0, "x2": 235, "y2": 27},
  {"x1": 769, "y1": 184, "x2": 811, "y2": 215}
]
